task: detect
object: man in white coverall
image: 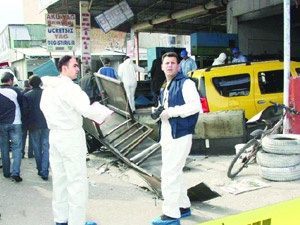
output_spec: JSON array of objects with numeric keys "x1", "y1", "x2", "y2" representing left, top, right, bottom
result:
[
  {"x1": 151, "y1": 52, "x2": 201, "y2": 225},
  {"x1": 40, "y1": 56, "x2": 113, "y2": 225},
  {"x1": 118, "y1": 56, "x2": 145, "y2": 113}
]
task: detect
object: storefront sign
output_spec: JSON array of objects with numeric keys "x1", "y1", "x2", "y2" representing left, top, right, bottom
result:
[
  {"x1": 46, "y1": 27, "x2": 76, "y2": 52},
  {"x1": 80, "y1": 1, "x2": 91, "y2": 72},
  {"x1": 46, "y1": 13, "x2": 76, "y2": 27},
  {"x1": 45, "y1": 13, "x2": 76, "y2": 52}
]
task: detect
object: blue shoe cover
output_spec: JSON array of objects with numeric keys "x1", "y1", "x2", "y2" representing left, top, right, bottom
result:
[
  {"x1": 85, "y1": 222, "x2": 97, "y2": 225},
  {"x1": 180, "y1": 209, "x2": 191, "y2": 218},
  {"x1": 151, "y1": 216, "x2": 180, "y2": 225},
  {"x1": 55, "y1": 223, "x2": 67, "y2": 225}
]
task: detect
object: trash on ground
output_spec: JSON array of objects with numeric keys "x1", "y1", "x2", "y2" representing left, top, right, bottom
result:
[{"x1": 220, "y1": 178, "x2": 271, "y2": 195}]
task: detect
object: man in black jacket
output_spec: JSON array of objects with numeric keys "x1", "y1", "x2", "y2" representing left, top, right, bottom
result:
[
  {"x1": 150, "y1": 51, "x2": 166, "y2": 105},
  {"x1": 23, "y1": 75, "x2": 50, "y2": 180}
]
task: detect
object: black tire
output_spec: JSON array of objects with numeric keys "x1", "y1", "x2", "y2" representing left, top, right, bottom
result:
[
  {"x1": 262, "y1": 134, "x2": 300, "y2": 154},
  {"x1": 227, "y1": 139, "x2": 259, "y2": 178}
]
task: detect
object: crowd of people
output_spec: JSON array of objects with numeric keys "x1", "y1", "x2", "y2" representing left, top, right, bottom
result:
[
  {"x1": 79, "y1": 49, "x2": 200, "y2": 112},
  {"x1": 0, "y1": 49, "x2": 246, "y2": 225},
  {"x1": 0, "y1": 73, "x2": 50, "y2": 182}
]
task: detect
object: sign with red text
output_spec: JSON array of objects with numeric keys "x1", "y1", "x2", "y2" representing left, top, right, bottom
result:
[
  {"x1": 46, "y1": 13, "x2": 76, "y2": 27},
  {"x1": 46, "y1": 13, "x2": 76, "y2": 52},
  {"x1": 80, "y1": 1, "x2": 91, "y2": 71},
  {"x1": 46, "y1": 27, "x2": 76, "y2": 52}
]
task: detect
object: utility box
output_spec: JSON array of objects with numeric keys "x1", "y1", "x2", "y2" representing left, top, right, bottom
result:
[
  {"x1": 191, "y1": 110, "x2": 246, "y2": 155},
  {"x1": 191, "y1": 32, "x2": 238, "y2": 67},
  {"x1": 191, "y1": 32, "x2": 238, "y2": 50}
]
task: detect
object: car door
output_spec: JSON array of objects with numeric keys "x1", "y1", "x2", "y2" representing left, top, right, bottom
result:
[
  {"x1": 206, "y1": 66, "x2": 256, "y2": 119},
  {"x1": 254, "y1": 65, "x2": 284, "y2": 115}
]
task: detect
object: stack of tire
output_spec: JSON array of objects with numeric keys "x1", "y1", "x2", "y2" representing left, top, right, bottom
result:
[{"x1": 257, "y1": 134, "x2": 300, "y2": 181}]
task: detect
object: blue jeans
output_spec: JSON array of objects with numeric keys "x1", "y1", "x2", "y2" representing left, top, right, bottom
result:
[
  {"x1": 22, "y1": 127, "x2": 34, "y2": 158},
  {"x1": 0, "y1": 124, "x2": 23, "y2": 177},
  {"x1": 30, "y1": 129, "x2": 50, "y2": 177}
]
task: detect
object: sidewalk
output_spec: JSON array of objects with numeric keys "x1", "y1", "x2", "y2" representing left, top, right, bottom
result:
[{"x1": 1, "y1": 151, "x2": 300, "y2": 225}]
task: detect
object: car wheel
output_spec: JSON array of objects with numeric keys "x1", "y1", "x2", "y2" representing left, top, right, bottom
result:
[
  {"x1": 256, "y1": 150, "x2": 300, "y2": 168},
  {"x1": 259, "y1": 163, "x2": 300, "y2": 181},
  {"x1": 262, "y1": 134, "x2": 300, "y2": 154}
]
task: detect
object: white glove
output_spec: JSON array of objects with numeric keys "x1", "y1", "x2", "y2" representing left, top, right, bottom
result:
[
  {"x1": 151, "y1": 106, "x2": 157, "y2": 114},
  {"x1": 160, "y1": 109, "x2": 170, "y2": 120},
  {"x1": 89, "y1": 102, "x2": 114, "y2": 125}
]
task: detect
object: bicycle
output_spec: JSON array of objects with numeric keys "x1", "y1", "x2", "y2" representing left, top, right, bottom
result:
[{"x1": 227, "y1": 101, "x2": 300, "y2": 178}]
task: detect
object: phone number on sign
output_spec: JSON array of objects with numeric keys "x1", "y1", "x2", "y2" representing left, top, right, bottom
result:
[{"x1": 47, "y1": 40, "x2": 75, "y2": 46}]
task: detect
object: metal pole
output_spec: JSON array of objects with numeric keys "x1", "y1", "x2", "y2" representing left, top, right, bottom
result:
[{"x1": 283, "y1": 0, "x2": 290, "y2": 133}]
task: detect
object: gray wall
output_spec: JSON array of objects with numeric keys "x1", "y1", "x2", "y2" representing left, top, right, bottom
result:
[{"x1": 238, "y1": 16, "x2": 300, "y2": 59}]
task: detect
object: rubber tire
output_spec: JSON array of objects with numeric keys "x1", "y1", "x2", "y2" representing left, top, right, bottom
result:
[
  {"x1": 262, "y1": 134, "x2": 300, "y2": 154},
  {"x1": 259, "y1": 163, "x2": 300, "y2": 181},
  {"x1": 256, "y1": 150, "x2": 300, "y2": 168}
]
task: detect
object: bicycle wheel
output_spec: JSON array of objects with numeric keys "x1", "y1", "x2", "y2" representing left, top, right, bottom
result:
[{"x1": 227, "y1": 139, "x2": 259, "y2": 178}]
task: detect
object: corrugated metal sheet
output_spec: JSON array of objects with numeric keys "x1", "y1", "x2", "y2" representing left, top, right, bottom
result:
[
  {"x1": 26, "y1": 24, "x2": 46, "y2": 40},
  {"x1": 9, "y1": 25, "x2": 31, "y2": 41}
]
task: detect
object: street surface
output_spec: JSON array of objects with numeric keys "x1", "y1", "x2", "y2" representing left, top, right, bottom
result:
[{"x1": 1, "y1": 150, "x2": 299, "y2": 225}]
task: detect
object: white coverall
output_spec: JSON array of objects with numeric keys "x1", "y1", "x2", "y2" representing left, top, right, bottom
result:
[
  {"x1": 212, "y1": 52, "x2": 227, "y2": 66},
  {"x1": 160, "y1": 79, "x2": 201, "y2": 218},
  {"x1": 118, "y1": 58, "x2": 145, "y2": 112},
  {"x1": 40, "y1": 76, "x2": 113, "y2": 225}
]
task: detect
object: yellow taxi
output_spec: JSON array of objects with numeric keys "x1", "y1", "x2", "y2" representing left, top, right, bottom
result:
[{"x1": 189, "y1": 60, "x2": 300, "y2": 119}]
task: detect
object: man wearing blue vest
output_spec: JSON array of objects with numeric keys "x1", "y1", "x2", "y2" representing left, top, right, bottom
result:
[{"x1": 151, "y1": 52, "x2": 201, "y2": 225}]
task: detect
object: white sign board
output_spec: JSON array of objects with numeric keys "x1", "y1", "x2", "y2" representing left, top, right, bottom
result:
[
  {"x1": 46, "y1": 27, "x2": 76, "y2": 52},
  {"x1": 95, "y1": 0, "x2": 133, "y2": 33},
  {"x1": 46, "y1": 13, "x2": 76, "y2": 27},
  {"x1": 80, "y1": 1, "x2": 92, "y2": 72}
]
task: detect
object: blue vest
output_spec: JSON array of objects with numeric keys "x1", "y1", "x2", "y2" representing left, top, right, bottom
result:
[{"x1": 159, "y1": 73, "x2": 199, "y2": 139}]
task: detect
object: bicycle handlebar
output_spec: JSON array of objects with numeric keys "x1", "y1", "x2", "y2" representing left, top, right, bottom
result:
[{"x1": 270, "y1": 101, "x2": 300, "y2": 115}]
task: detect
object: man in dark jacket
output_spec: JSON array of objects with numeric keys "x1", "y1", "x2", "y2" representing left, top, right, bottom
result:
[
  {"x1": 23, "y1": 75, "x2": 50, "y2": 180},
  {"x1": 78, "y1": 67, "x2": 98, "y2": 103},
  {"x1": 0, "y1": 72, "x2": 23, "y2": 182},
  {"x1": 21, "y1": 79, "x2": 34, "y2": 158},
  {"x1": 150, "y1": 51, "x2": 166, "y2": 105}
]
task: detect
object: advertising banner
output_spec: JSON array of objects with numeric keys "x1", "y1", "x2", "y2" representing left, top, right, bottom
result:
[
  {"x1": 46, "y1": 13, "x2": 76, "y2": 27},
  {"x1": 46, "y1": 13, "x2": 76, "y2": 52},
  {"x1": 46, "y1": 27, "x2": 76, "y2": 52},
  {"x1": 80, "y1": 1, "x2": 91, "y2": 72}
]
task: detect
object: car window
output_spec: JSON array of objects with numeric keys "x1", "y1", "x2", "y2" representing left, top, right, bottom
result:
[
  {"x1": 199, "y1": 77, "x2": 206, "y2": 97},
  {"x1": 212, "y1": 74, "x2": 250, "y2": 97},
  {"x1": 258, "y1": 70, "x2": 284, "y2": 94},
  {"x1": 296, "y1": 68, "x2": 300, "y2": 76}
]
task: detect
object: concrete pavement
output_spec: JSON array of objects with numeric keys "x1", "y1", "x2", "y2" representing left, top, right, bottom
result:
[{"x1": 1, "y1": 150, "x2": 300, "y2": 225}]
